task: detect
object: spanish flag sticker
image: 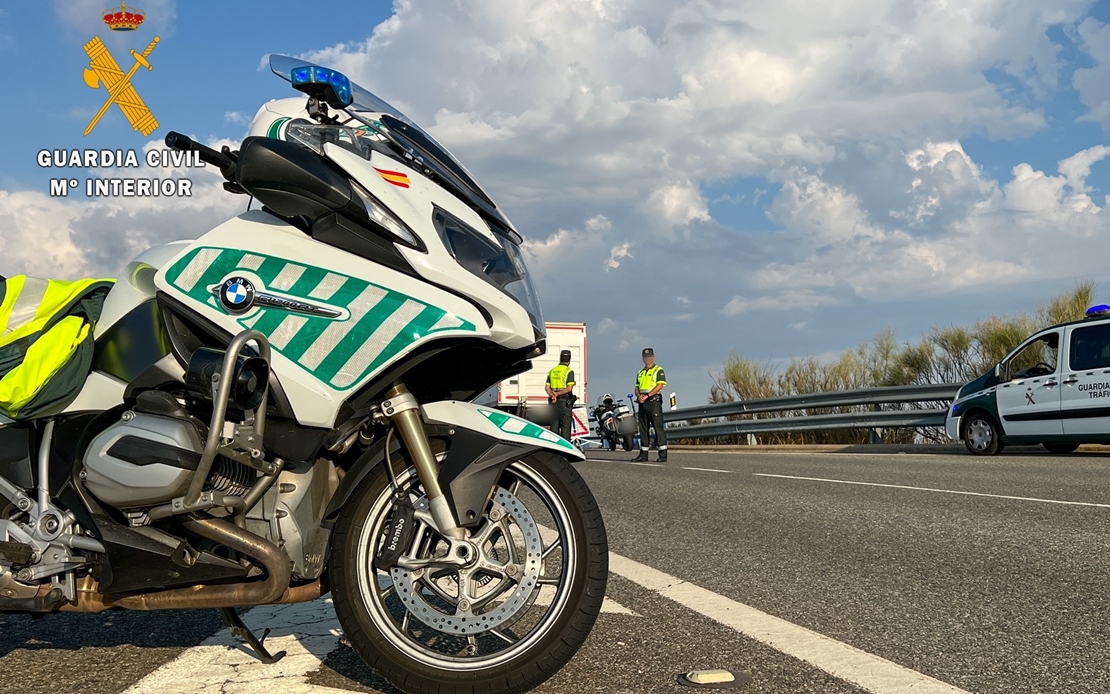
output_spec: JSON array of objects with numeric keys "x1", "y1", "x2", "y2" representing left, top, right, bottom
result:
[{"x1": 374, "y1": 167, "x2": 411, "y2": 189}]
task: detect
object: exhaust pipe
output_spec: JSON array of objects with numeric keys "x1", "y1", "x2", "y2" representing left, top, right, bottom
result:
[{"x1": 61, "y1": 515, "x2": 300, "y2": 613}]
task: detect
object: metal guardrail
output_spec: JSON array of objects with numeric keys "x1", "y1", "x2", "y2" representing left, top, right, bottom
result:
[{"x1": 664, "y1": 383, "x2": 961, "y2": 440}]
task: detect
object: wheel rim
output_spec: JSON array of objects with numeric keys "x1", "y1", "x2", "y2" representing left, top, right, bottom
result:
[
  {"x1": 355, "y1": 460, "x2": 577, "y2": 670},
  {"x1": 966, "y1": 418, "x2": 993, "y2": 451}
]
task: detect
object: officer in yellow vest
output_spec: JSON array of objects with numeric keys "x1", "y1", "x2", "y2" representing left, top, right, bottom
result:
[
  {"x1": 545, "y1": 350, "x2": 577, "y2": 439},
  {"x1": 632, "y1": 347, "x2": 668, "y2": 462}
]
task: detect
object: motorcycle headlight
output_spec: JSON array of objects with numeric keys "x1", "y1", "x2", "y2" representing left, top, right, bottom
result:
[{"x1": 432, "y1": 207, "x2": 545, "y2": 331}]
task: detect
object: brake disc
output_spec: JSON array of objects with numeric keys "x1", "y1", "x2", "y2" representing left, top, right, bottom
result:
[{"x1": 390, "y1": 486, "x2": 543, "y2": 635}]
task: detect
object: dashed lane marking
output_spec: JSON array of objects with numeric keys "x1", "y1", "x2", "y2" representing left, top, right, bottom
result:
[
  {"x1": 755, "y1": 472, "x2": 1110, "y2": 508},
  {"x1": 680, "y1": 466, "x2": 731, "y2": 473}
]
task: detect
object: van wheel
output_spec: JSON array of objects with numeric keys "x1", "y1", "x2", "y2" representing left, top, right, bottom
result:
[
  {"x1": 962, "y1": 413, "x2": 1001, "y2": 456},
  {"x1": 1043, "y1": 443, "x2": 1079, "y2": 454}
]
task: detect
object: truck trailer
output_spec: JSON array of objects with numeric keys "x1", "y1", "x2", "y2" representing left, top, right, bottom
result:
[{"x1": 477, "y1": 322, "x2": 589, "y2": 437}]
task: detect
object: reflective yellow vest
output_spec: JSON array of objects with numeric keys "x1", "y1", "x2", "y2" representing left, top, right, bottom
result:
[
  {"x1": 547, "y1": 364, "x2": 574, "y2": 391},
  {"x1": 0, "y1": 276, "x2": 114, "y2": 419},
  {"x1": 637, "y1": 364, "x2": 666, "y2": 393}
]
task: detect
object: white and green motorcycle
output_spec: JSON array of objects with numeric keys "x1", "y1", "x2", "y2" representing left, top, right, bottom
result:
[{"x1": 0, "y1": 55, "x2": 607, "y2": 694}]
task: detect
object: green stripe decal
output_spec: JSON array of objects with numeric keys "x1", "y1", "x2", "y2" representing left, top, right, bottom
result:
[
  {"x1": 164, "y1": 247, "x2": 477, "y2": 390},
  {"x1": 477, "y1": 408, "x2": 575, "y2": 450}
]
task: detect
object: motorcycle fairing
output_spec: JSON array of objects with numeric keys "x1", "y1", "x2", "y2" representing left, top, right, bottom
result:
[
  {"x1": 154, "y1": 210, "x2": 489, "y2": 428},
  {"x1": 163, "y1": 246, "x2": 478, "y2": 391}
]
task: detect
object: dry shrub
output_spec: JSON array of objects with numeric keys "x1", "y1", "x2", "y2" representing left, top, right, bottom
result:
[{"x1": 700, "y1": 281, "x2": 1096, "y2": 445}]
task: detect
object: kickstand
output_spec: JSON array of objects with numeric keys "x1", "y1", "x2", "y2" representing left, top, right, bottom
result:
[{"x1": 219, "y1": 607, "x2": 287, "y2": 664}]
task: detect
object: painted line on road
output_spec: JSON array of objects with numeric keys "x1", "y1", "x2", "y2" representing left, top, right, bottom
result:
[
  {"x1": 124, "y1": 594, "x2": 638, "y2": 693},
  {"x1": 607, "y1": 553, "x2": 969, "y2": 694},
  {"x1": 587, "y1": 459, "x2": 731, "y2": 473},
  {"x1": 586, "y1": 458, "x2": 666, "y2": 468},
  {"x1": 755, "y1": 473, "x2": 1110, "y2": 508}
]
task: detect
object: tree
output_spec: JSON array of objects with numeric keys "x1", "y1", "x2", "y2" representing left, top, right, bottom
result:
[{"x1": 703, "y1": 281, "x2": 1097, "y2": 444}]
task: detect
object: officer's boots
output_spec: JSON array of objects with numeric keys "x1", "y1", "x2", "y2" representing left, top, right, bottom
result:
[
  {"x1": 656, "y1": 449, "x2": 668, "y2": 463},
  {"x1": 631, "y1": 450, "x2": 649, "y2": 462}
]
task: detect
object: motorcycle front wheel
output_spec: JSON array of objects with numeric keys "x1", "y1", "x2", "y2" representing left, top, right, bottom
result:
[{"x1": 330, "y1": 451, "x2": 608, "y2": 694}]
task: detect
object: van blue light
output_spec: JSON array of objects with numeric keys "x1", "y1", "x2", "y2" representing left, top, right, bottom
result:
[{"x1": 1085, "y1": 304, "x2": 1110, "y2": 317}]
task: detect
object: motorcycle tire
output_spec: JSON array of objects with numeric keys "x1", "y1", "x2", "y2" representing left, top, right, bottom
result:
[
  {"x1": 621, "y1": 434, "x2": 634, "y2": 452},
  {"x1": 330, "y1": 450, "x2": 608, "y2": 694}
]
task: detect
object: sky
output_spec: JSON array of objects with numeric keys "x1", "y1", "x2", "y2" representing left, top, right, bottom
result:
[{"x1": 3, "y1": 0, "x2": 1110, "y2": 406}]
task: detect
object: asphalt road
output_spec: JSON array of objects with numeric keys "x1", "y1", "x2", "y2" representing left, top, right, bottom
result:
[{"x1": 3, "y1": 447, "x2": 1109, "y2": 693}]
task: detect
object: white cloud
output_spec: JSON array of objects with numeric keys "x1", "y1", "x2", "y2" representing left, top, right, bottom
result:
[
  {"x1": 1074, "y1": 18, "x2": 1110, "y2": 129},
  {"x1": 1058, "y1": 144, "x2": 1110, "y2": 193},
  {"x1": 650, "y1": 183, "x2": 711, "y2": 225},
  {"x1": 722, "y1": 289, "x2": 838, "y2": 316},
  {"x1": 605, "y1": 241, "x2": 632, "y2": 270},
  {"x1": 9, "y1": 0, "x2": 1110, "y2": 405},
  {"x1": 585, "y1": 214, "x2": 612, "y2": 231},
  {"x1": 0, "y1": 138, "x2": 241, "y2": 278}
]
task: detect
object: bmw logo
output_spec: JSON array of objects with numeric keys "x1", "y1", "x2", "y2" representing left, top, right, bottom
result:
[{"x1": 220, "y1": 277, "x2": 255, "y2": 314}]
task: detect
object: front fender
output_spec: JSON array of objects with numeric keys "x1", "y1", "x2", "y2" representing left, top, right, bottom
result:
[
  {"x1": 324, "y1": 401, "x2": 581, "y2": 529},
  {"x1": 422, "y1": 401, "x2": 584, "y2": 460}
]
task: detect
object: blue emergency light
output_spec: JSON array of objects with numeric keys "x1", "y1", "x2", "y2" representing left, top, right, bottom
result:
[
  {"x1": 1085, "y1": 304, "x2": 1110, "y2": 318},
  {"x1": 290, "y1": 66, "x2": 353, "y2": 109}
]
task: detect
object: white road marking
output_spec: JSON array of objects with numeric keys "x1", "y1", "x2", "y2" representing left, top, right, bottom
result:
[
  {"x1": 124, "y1": 599, "x2": 347, "y2": 694},
  {"x1": 586, "y1": 458, "x2": 664, "y2": 468},
  {"x1": 606, "y1": 553, "x2": 970, "y2": 694},
  {"x1": 755, "y1": 473, "x2": 1110, "y2": 509},
  {"x1": 588, "y1": 459, "x2": 730, "y2": 473},
  {"x1": 128, "y1": 515, "x2": 964, "y2": 694},
  {"x1": 125, "y1": 594, "x2": 638, "y2": 693}
]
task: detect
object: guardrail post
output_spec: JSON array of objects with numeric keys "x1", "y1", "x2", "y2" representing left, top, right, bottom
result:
[{"x1": 869, "y1": 403, "x2": 881, "y2": 444}]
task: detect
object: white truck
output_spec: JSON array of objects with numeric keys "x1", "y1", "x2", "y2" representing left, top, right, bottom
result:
[{"x1": 478, "y1": 322, "x2": 589, "y2": 438}]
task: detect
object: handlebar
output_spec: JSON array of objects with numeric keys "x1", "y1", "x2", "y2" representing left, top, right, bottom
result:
[{"x1": 165, "y1": 131, "x2": 237, "y2": 181}]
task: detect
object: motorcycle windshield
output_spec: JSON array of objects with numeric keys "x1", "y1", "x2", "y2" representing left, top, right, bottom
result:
[{"x1": 268, "y1": 55, "x2": 515, "y2": 239}]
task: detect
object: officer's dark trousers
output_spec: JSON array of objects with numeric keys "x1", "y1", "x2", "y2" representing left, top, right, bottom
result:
[
  {"x1": 637, "y1": 397, "x2": 667, "y2": 450},
  {"x1": 554, "y1": 396, "x2": 574, "y2": 439}
]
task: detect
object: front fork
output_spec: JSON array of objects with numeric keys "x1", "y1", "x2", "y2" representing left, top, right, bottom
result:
[{"x1": 381, "y1": 384, "x2": 465, "y2": 540}]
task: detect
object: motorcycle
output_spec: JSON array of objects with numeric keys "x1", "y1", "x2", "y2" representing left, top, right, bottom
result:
[
  {"x1": 0, "y1": 55, "x2": 608, "y2": 694},
  {"x1": 591, "y1": 394, "x2": 636, "y2": 451}
]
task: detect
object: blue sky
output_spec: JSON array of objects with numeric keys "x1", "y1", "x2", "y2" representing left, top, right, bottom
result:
[
  {"x1": 3, "y1": 0, "x2": 1110, "y2": 405},
  {"x1": 0, "y1": 0, "x2": 394, "y2": 193}
]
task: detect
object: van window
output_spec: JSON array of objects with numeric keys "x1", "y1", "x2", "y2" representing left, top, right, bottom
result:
[
  {"x1": 1069, "y1": 323, "x2": 1110, "y2": 371},
  {"x1": 1007, "y1": 332, "x2": 1059, "y2": 379}
]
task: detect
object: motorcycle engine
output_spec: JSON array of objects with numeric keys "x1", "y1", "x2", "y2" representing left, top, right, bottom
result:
[{"x1": 83, "y1": 411, "x2": 250, "y2": 509}]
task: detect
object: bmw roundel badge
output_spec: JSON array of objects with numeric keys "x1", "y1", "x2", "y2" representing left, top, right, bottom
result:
[{"x1": 220, "y1": 277, "x2": 256, "y2": 314}]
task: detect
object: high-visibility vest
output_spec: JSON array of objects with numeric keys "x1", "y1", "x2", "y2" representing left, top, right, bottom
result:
[
  {"x1": 0, "y1": 276, "x2": 114, "y2": 420},
  {"x1": 547, "y1": 364, "x2": 574, "y2": 391},
  {"x1": 637, "y1": 364, "x2": 666, "y2": 393}
]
